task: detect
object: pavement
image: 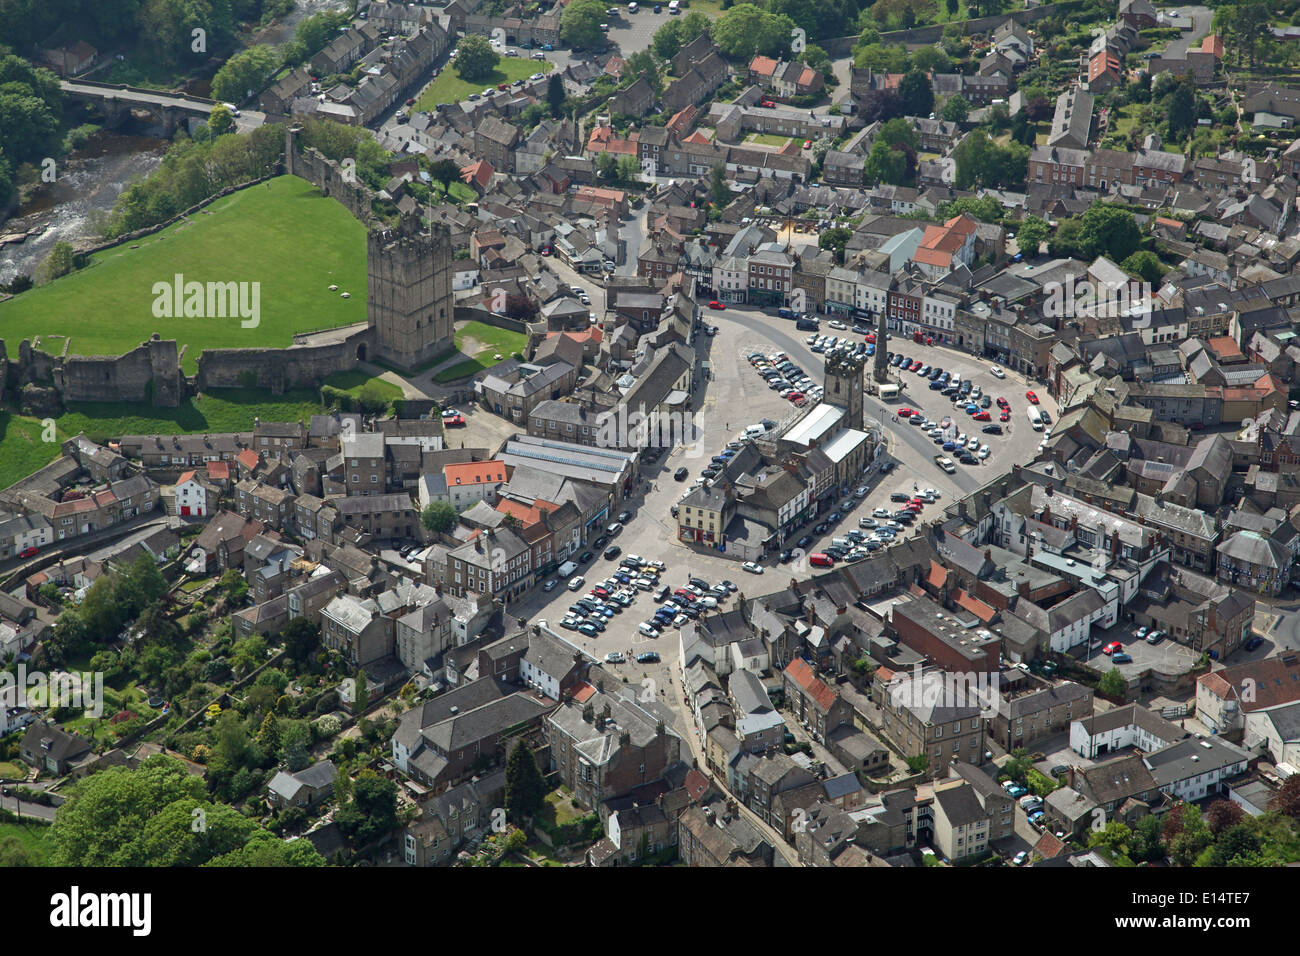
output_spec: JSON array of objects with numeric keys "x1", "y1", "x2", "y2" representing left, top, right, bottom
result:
[
  {"x1": 0, "y1": 793, "x2": 57, "y2": 822},
  {"x1": 1160, "y1": 6, "x2": 1213, "y2": 60}
]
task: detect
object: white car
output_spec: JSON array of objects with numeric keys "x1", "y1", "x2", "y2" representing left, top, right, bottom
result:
[
  {"x1": 1012, "y1": 851, "x2": 1028, "y2": 866},
  {"x1": 567, "y1": 575, "x2": 586, "y2": 591},
  {"x1": 605, "y1": 651, "x2": 626, "y2": 663},
  {"x1": 920, "y1": 488, "x2": 941, "y2": 499},
  {"x1": 978, "y1": 446, "x2": 990, "y2": 459},
  {"x1": 699, "y1": 596, "x2": 718, "y2": 609},
  {"x1": 956, "y1": 434, "x2": 967, "y2": 447},
  {"x1": 742, "y1": 561, "x2": 764, "y2": 574},
  {"x1": 990, "y1": 366, "x2": 1006, "y2": 378},
  {"x1": 828, "y1": 320, "x2": 847, "y2": 330},
  {"x1": 638, "y1": 623, "x2": 658, "y2": 636}
]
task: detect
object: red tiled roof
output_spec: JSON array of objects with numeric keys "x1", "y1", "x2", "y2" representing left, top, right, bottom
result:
[
  {"x1": 176, "y1": 470, "x2": 197, "y2": 486},
  {"x1": 444, "y1": 460, "x2": 507, "y2": 487},
  {"x1": 236, "y1": 449, "x2": 260, "y2": 470},
  {"x1": 749, "y1": 55, "x2": 779, "y2": 77},
  {"x1": 784, "y1": 658, "x2": 838, "y2": 713},
  {"x1": 952, "y1": 588, "x2": 997, "y2": 624},
  {"x1": 571, "y1": 681, "x2": 597, "y2": 704},
  {"x1": 206, "y1": 461, "x2": 230, "y2": 480},
  {"x1": 927, "y1": 560, "x2": 948, "y2": 590}
]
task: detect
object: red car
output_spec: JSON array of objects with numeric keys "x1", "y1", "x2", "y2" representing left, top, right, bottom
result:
[
  {"x1": 1103, "y1": 641, "x2": 1123, "y2": 656},
  {"x1": 759, "y1": 99, "x2": 775, "y2": 108},
  {"x1": 1000, "y1": 411, "x2": 1011, "y2": 422},
  {"x1": 593, "y1": 586, "x2": 610, "y2": 597},
  {"x1": 1026, "y1": 390, "x2": 1039, "y2": 404},
  {"x1": 973, "y1": 411, "x2": 992, "y2": 421},
  {"x1": 442, "y1": 414, "x2": 466, "y2": 427},
  {"x1": 864, "y1": 333, "x2": 876, "y2": 344},
  {"x1": 708, "y1": 300, "x2": 725, "y2": 310},
  {"x1": 897, "y1": 407, "x2": 915, "y2": 417},
  {"x1": 996, "y1": 397, "x2": 1009, "y2": 408},
  {"x1": 808, "y1": 553, "x2": 835, "y2": 567},
  {"x1": 19, "y1": 546, "x2": 39, "y2": 558},
  {"x1": 786, "y1": 391, "x2": 804, "y2": 402}
]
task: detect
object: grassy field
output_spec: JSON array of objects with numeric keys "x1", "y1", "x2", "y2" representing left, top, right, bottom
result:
[
  {"x1": 747, "y1": 133, "x2": 792, "y2": 147},
  {"x1": 0, "y1": 761, "x2": 25, "y2": 779},
  {"x1": 433, "y1": 321, "x2": 528, "y2": 383},
  {"x1": 414, "y1": 56, "x2": 553, "y2": 111},
  {"x1": 0, "y1": 176, "x2": 368, "y2": 374},
  {"x1": 0, "y1": 821, "x2": 55, "y2": 865},
  {"x1": 0, "y1": 387, "x2": 325, "y2": 489},
  {"x1": 322, "y1": 371, "x2": 405, "y2": 403}
]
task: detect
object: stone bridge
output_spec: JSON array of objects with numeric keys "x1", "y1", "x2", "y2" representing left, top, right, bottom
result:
[{"x1": 59, "y1": 79, "x2": 265, "y2": 135}]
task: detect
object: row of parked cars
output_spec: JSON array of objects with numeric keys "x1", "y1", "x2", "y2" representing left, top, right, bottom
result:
[
  {"x1": 749, "y1": 350, "x2": 822, "y2": 406},
  {"x1": 808, "y1": 333, "x2": 874, "y2": 360},
  {"x1": 644, "y1": 575, "x2": 739, "y2": 637},
  {"x1": 560, "y1": 553, "x2": 667, "y2": 638}
]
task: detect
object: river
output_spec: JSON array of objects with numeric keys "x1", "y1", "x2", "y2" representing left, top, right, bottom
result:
[
  {"x1": 1, "y1": 0, "x2": 348, "y2": 284},
  {"x1": 1, "y1": 130, "x2": 168, "y2": 284}
]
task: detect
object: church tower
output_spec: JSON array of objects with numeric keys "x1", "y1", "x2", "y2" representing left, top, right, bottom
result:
[
  {"x1": 824, "y1": 351, "x2": 865, "y2": 431},
  {"x1": 367, "y1": 215, "x2": 454, "y2": 372}
]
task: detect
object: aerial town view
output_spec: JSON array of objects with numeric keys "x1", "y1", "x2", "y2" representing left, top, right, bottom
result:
[{"x1": 0, "y1": 0, "x2": 1291, "y2": 915}]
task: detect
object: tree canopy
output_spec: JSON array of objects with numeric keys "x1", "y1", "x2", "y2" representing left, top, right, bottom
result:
[{"x1": 455, "y1": 34, "x2": 500, "y2": 82}]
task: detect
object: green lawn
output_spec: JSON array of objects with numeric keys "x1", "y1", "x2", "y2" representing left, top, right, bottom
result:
[
  {"x1": 0, "y1": 387, "x2": 325, "y2": 489},
  {"x1": 0, "y1": 761, "x2": 25, "y2": 779},
  {"x1": 0, "y1": 821, "x2": 55, "y2": 865},
  {"x1": 747, "y1": 133, "x2": 793, "y2": 147},
  {"x1": 414, "y1": 56, "x2": 553, "y2": 111},
  {"x1": 0, "y1": 176, "x2": 368, "y2": 374},
  {"x1": 432, "y1": 321, "x2": 528, "y2": 383},
  {"x1": 322, "y1": 371, "x2": 404, "y2": 403}
]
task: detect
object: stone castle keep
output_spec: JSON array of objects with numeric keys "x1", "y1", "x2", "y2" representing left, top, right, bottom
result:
[{"x1": 0, "y1": 125, "x2": 455, "y2": 412}]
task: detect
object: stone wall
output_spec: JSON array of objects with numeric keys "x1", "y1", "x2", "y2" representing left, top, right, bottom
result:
[
  {"x1": 196, "y1": 325, "x2": 374, "y2": 393},
  {"x1": 56, "y1": 334, "x2": 183, "y2": 407},
  {"x1": 284, "y1": 125, "x2": 380, "y2": 227}
]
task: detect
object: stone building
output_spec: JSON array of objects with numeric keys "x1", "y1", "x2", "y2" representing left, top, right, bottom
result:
[{"x1": 367, "y1": 216, "x2": 455, "y2": 372}]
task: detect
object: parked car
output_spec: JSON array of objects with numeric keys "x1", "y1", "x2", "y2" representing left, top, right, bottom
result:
[{"x1": 636, "y1": 651, "x2": 661, "y2": 663}]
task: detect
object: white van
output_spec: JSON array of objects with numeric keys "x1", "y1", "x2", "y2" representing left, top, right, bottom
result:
[
  {"x1": 668, "y1": 0, "x2": 680, "y2": 11},
  {"x1": 628, "y1": 1, "x2": 637, "y2": 10},
  {"x1": 557, "y1": 560, "x2": 578, "y2": 578},
  {"x1": 744, "y1": 424, "x2": 767, "y2": 437},
  {"x1": 1027, "y1": 407, "x2": 1044, "y2": 431}
]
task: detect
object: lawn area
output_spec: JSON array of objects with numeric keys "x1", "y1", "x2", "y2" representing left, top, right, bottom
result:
[
  {"x1": 433, "y1": 320, "x2": 528, "y2": 383},
  {"x1": 322, "y1": 371, "x2": 405, "y2": 404},
  {"x1": 414, "y1": 55, "x2": 553, "y2": 111},
  {"x1": 0, "y1": 761, "x2": 26, "y2": 779},
  {"x1": 0, "y1": 176, "x2": 368, "y2": 374},
  {"x1": 0, "y1": 821, "x2": 55, "y2": 865},
  {"x1": 746, "y1": 132, "x2": 792, "y2": 147},
  {"x1": 0, "y1": 386, "x2": 326, "y2": 489}
]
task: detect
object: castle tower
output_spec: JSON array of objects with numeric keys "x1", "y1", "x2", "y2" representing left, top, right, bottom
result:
[
  {"x1": 367, "y1": 215, "x2": 455, "y2": 372},
  {"x1": 824, "y1": 352, "x2": 865, "y2": 431},
  {"x1": 872, "y1": 306, "x2": 890, "y2": 384}
]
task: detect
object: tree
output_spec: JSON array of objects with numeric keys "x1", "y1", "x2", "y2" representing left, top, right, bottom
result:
[
  {"x1": 336, "y1": 770, "x2": 398, "y2": 846},
  {"x1": 1001, "y1": 749, "x2": 1032, "y2": 785},
  {"x1": 624, "y1": 50, "x2": 663, "y2": 95},
  {"x1": 911, "y1": 46, "x2": 951, "y2": 75},
  {"x1": 50, "y1": 756, "x2": 320, "y2": 866},
  {"x1": 561, "y1": 0, "x2": 606, "y2": 50},
  {"x1": 220, "y1": 568, "x2": 249, "y2": 603},
  {"x1": 207, "y1": 104, "x2": 235, "y2": 137},
  {"x1": 710, "y1": 164, "x2": 731, "y2": 208},
  {"x1": 945, "y1": 0, "x2": 958, "y2": 16},
  {"x1": 1015, "y1": 216, "x2": 1049, "y2": 257},
  {"x1": 597, "y1": 150, "x2": 618, "y2": 182},
  {"x1": 36, "y1": 241, "x2": 78, "y2": 284},
  {"x1": 1206, "y1": 799, "x2": 1245, "y2": 836},
  {"x1": 1131, "y1": 814, "x2": 1165, "y2": 863},
  {"x1": 1165, "y1": 77, "x2": 1197, "y2": 139},
  {"x1": 0, "y1": 835, "x2": 32, "y2": 866},
  {"x1": 1079, "y1": 203, "x2": 1142, "y2": 263},
  {"x1": 352, "y1": 669, "x2": 368, "y2": 715},
  {"x1": 547, "y1": 73, "x2": 566, "y2": 117},
  {"x1": 713, "y1": 3, "x2": 796, "y2": 60},
  {"x1": 281, "y1": 617, "x2": 321, "y2": 668},
  {"x1": 211, "y1": 45, "x2": 279, "y2": 105},
  {"x1": 1272, "y1": 775, "x2": 1300, "y2": 819},
  {"x1": 505, "y1": 739, "x2": 546, "y2": 823},
  {"x1": 819, "y1": 226, "x2": 852, "y2": 263},
  {"x1": 941, "y1": 94, "x2": 970, "y2": 124},
  {"x1": 864, "y1": 138, "x2": 909, "y2": 186},
  {"x1": 1088, "y1": 820, "x2": 1135, "y2": 861},
  {"x1": 1121, "y1": 250, "x2": 1165, "y2": 284},
  {"x1": 615, "y1": 154, "x2": 641, "y2": 186},
  {"x1": 421, "y1": 500, "x2": 457, "y2": 533},
  {"x1": 455, "y1": 34, "x2": 500, "y2": 82},
  {"x1": 1098, "y1": 667, "x2": 1127, "y2": 699}
]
